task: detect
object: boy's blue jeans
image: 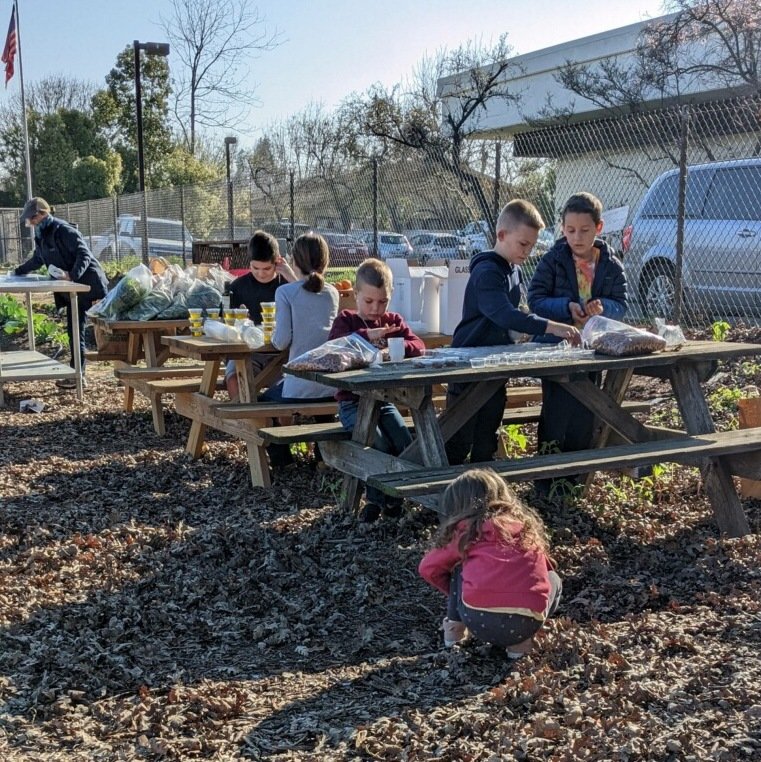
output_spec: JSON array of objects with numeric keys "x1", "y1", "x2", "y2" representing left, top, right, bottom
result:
[{"x1": 338, "y1": 399, "x2": 412, "y2": 506}]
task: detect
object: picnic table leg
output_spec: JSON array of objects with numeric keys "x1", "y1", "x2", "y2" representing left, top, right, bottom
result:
[
  {"x1": 670, "y1": 363, "x2": 750, "y2": 537},
  {"x1": 234, "y1": 356, "x2": 271, "y2": 488},
  {"x1": 406, "y1": 394, "x2": 448, "y2": 468},
  {"x1": 123, "y1": 332, "x2": 142, "y2": 412},
  {"x1": 341, "y1": 395, "x2": 380, "y2": 513},
  {"x1": 186, "y1": 359, "x2": 220, "y2": 459},
  {"x1": 583, "y1": 368, "x2": 634, "y2": 491}
]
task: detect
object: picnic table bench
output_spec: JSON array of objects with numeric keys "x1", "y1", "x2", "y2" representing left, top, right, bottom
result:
[{"x1": 285, "y1": 340, "x2": 761, "y2": 537}]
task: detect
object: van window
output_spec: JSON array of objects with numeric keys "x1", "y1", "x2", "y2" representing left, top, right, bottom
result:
[
  {"x1": 702, "y1": 166, "x2": 761, "y2": 221},
  {"x1": 640, "y1": 169, "x2": 712, "y2": 219}
]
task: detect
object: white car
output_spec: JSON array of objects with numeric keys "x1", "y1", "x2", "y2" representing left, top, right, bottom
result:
[
  {"x1": 409, "y1": 233, "x2": 469, "y2": 261},
  {"x1": 459, "y1": 220, "x2": 491, "y2": 254},
  {"x1": 357, "y1": 231, "x2": 414, "y2": 259},
  {"x1": 91, "y1": 215, "x2": 193, "y2": 261}
]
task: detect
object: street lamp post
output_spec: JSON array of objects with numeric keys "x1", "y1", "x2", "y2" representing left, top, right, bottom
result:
[
  {"x1": 225, "y1": 136, "x2": 238, "y2": 239},
  {"x1": 133, "y1": 40, "x2": 170, "y2": 263}
]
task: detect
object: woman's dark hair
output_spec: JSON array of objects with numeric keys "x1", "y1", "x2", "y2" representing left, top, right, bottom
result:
[{"x1": 292, "y1": 233, "x2": 330, "y2": 293}]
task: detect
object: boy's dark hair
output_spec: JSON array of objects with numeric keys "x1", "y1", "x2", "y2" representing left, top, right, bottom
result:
[
  {"x1": 247, "y1": 230, "x2": 279, "y2": 263},
  {"x1": 496, "y1": 199, "x2": 545, "y2": 232},
  {"x1": 561, "y1": 192, "x2": 603, "y2": 225},
  {"x1": 355, "y1": 258, "x2": 392, "y2": 293}
]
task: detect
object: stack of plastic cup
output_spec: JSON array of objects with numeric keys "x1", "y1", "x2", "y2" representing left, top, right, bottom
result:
[
  {"x1": 188, "y1": 308, "x2": 203, "y2": 337},
  {"x1": 260, "y1": 302, "x2": 276, "y2": 343},
  {"x1": 224, "y1": 309, "x2": 237, "y2": 326}
]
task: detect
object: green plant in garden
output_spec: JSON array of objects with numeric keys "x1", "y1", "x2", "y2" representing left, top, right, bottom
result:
[
  {"x1": 711, "y1": 320, "x2": 731, "y2": 342},
  {"x1": 501, "y1": 423, "x2": 528, "y2": 458},
  {"x1": 0, "y1": 294, "x2": 68, "y2": 346},
  {"x1": 0, "y1": 294, "x2": 26, "y2": 324}
]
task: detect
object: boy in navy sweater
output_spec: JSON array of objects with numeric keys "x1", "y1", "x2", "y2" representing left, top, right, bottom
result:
[{"x1": 446, "y1": 200, "x2": 580, "y2": 466}]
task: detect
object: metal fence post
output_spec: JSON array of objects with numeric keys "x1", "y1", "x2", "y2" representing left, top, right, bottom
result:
[
  {"x1": 113, "y1": 195, "x2": 120, "y2": 265},
  {"x1": 86, "y1": 200, "x2": 93, "y2": 251},
  {"x1": 372, "y1": 157, "x2": 379, "y2": 257},
  {"x1": 492, "y1": 141, "x2": 502, "y2": 234},
  {"x1": 289, "y1": 169, "x2": 295, "y2": 252},
  {"x1": 179, "y1": 185, "x2": 187, "y2": 265},
  {"x1": 140, "y1": 189, "x2": 149, "y2": 265},
  {"x1": 674, "y1": 106, "x2": 690, "y2": 324}
]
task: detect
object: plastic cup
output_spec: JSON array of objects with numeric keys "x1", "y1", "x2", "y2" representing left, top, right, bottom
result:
[
  {"x1": 188, "y1": 308, "x2": 202, "y2": 318},
  {"x1": 470, "y1": 358, "x2": 486, "y2": 368},
  {"x1": 261, "y1": 302, "x2": 276, "y2": 315},
  {"x1": 235, "y1": 308, "x2": 249, "y2": 320},
  {"x1": 190, "y1": 326, "x2": 203, "y2": 337},
  {"x1": 387, "y1": 337, "x2": 405, "y2": 362}
]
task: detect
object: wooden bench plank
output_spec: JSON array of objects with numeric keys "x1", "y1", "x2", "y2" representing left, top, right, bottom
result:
[
  {"x1": 367, "y1": 428, "x2": 761, "y2": 498},
  {"x1": 114, "y1": 365, "x2": 208, "y2": 381},
  {"x1": 258, "y1": 400, "x2": 651, "y2": 445},
  {"x1": 214, "y1": 401, "x2": 337, "y2": 419}
]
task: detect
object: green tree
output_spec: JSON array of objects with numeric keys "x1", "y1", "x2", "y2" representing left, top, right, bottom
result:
[{"x1": 92, "y1": 46, "x2": 173, "y2": 191}]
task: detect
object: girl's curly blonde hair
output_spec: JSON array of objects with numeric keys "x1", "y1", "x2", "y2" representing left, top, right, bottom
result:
[{"x1": 435, "y1": 468, "x2": 551, "y2": 560}]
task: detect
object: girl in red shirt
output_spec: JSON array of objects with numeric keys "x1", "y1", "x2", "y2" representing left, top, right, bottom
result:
[{"x1": 419, "y1": 469, "x2": 562, "y2": 659}]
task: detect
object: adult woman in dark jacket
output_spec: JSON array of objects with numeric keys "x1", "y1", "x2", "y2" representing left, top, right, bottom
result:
[
  {"x1": 15, "y1": 197, "x2": 108, "y2": 386},
  {"x1": 527, "y1": 192, "x2": 627, "y2": 497}
]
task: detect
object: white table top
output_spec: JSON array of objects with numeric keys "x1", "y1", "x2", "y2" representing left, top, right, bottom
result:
[{"x1": 0, "y1": 275, "x2": 90, "y2": 294}]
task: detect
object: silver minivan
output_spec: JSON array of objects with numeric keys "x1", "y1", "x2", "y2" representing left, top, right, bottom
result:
[{"x1": 623, "y1": 158, "x2": 761, "y2": 319}]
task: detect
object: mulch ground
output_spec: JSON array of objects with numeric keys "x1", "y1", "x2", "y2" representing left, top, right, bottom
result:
[{"x1": 1, "y1": 328, "x2": 761, "y2": 760}]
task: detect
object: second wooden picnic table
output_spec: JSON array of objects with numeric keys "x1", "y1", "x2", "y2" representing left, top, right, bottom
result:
[
  {"x1": 285, "y1": 340, "x2": 761, "y2": 537},
  {"x1": 161, "y1": 334, "x2": 289, "y2": 485}
]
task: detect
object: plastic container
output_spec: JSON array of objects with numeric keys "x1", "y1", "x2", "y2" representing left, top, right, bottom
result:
[{"x1": 470, "y1": 358, "x2": 486, "y2": 368}]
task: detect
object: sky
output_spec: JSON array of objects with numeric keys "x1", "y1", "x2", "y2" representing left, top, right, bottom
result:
[{"x1": 1, "y1": 0, "x2": 667, "y2": 148}]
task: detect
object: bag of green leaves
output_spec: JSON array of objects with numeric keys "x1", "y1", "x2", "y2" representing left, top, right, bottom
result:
[{"x1": 87, "y1": 263, "x2": 152, "y2": 320}]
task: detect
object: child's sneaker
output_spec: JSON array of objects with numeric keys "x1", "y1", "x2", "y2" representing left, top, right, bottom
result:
[
  {"x1": 505, "y1": 636, "x2": 534, "y2": 660},
  {"x1": 442, "y1": 617, "x2": 469, "y2": 647},
  {"x1": 358, "y1": 502, "x2": 382, "y2": 523}
]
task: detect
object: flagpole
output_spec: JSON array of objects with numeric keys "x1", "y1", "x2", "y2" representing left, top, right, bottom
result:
[{"x1": 14, "y1": 0, "x2": 32, "y2": 199}]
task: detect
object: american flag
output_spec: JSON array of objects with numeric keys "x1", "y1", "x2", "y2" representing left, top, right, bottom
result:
[{"x1": 1, "y1": 5, "x2": 17, "y2": 86}]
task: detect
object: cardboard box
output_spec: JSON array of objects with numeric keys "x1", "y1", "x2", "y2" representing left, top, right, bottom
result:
[{"x1": 439, "y1": 260, "x2": 470, "y2": 335}]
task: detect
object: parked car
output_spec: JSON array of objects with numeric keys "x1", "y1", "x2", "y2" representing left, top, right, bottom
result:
[
  {"x1": 207, "y1": 226, "x2": 254, "y2": 241},
  {"x1": 533, "y1": 228, "x2": 556, "y2": 258},
  {"x1": 356, "y1": 231, "x2": 414, "y2": 259},
  {"x1": 318, "y1": 232, "x2": 370, "y2": 267},
  {"x1": 409, "y1": 232, "x2": 469, "y2": 261},
  {"x1": 459, "y1": 220, "x2": 490, "y2": 253},
  {"x1": 623, "y1": 158, "x2": 761, "y2": 319},
  {"x1": 91, "y1": 215, "x2": 193, "y2": 261}
]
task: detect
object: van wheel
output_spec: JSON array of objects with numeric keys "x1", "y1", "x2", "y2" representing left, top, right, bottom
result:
[{"x1": 641, "y1": 261, "x2": 677, "y2": 320}]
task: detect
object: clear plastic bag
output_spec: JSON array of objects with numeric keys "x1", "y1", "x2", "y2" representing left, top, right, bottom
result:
[
  {"x1": 654, "y1": 318, "x2": 686, "y2": 350},
  {"x1": 239, "y1": 320, "x2": 265, "y2": 349},
  {"x1": 156, "y1": 293, "x2": 189, "y2": 319},
  {"x1": 203, "y1": 319, "x2": 243, "y2": 343},
  {"x1": 582, "y1": 315, "x2": 667, "y2": 356},
  {"x1": 186, "y1": 280, "x2": 223, "y2": 311},
  {"x1": 86, "y1": 263, "x2": 152, "y2": 320},
  {"x1": 285, "y1": 333, "x2": 379, "y2": 372},
  {"x1": 125, "y1": 285, "x2": 173, "y2": 321}
]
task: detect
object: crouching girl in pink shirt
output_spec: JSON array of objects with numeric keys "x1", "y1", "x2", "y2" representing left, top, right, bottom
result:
[{"x1": 419, "y1": 468, "x2": 562, "y2": 659}]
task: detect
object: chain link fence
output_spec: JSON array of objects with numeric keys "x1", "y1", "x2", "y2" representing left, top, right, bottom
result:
[
  {"x1": 519, "y1": 96, "x2": 761, "y2": 325},
  {"x1": 2, "y1": 95, "x2": 760, "y2": 325}
]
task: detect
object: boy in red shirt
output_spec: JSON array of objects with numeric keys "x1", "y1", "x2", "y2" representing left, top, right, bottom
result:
[{"x1": 328, "y1": 258, "x2": 425, "y2": 521}]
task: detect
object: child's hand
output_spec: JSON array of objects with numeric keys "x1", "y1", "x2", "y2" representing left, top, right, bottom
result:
[
  {"x1": 569, "y1": 302, "x2": 586, "y2": 322},
  {"x1": 275, "y1": 256, "x2": 298, "y2": 282},
  {"x1": 366, "y1": 325, "x2": 396, "y2": 342},
  {"x1": 584, "y1": 299, "x2": 604, "y2": 317},
  {"x1": 547, "y1": 321, "x2": 581, "y2": 346}
]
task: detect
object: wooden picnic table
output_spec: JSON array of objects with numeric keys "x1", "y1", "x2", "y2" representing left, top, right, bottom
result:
[
  {"x1": 285, "y1": 340, "x2": 761, "y2": 537},
  {"x1": 90, "y1": 316, "x2": 191, "y2": 368},
  {"x1": 160, "y1": 332, "x2": 452, "y2": 487},
  {"x1": 161, "y1": 335, "x2": 289, "y2": 485},
  {"x1": 0, "y1": 275, "x2": 90, "y2": 405}
]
